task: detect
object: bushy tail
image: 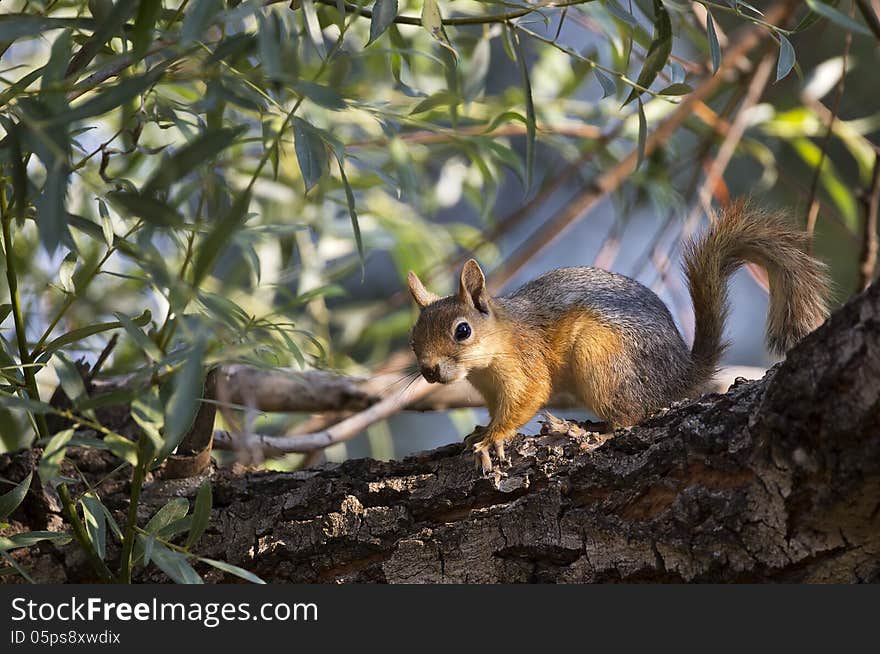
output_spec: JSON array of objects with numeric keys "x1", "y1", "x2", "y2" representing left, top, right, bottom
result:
[{"x1": 683, "y1": 201, "x2": 831, "y2": 386}]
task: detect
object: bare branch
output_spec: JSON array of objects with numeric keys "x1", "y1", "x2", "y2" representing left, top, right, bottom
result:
[{"x1": 855, "y1": 0, "x2": 880, "y2": 41}]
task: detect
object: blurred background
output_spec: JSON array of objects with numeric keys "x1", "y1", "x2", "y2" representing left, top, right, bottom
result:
[{"x1": 1, "y1": 0, "x2": 878, "y2": 468}]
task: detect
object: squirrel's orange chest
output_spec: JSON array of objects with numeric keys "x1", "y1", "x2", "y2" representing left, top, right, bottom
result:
[{"x1": 466, "y1": 366, "x2": 505, "y2": 408}]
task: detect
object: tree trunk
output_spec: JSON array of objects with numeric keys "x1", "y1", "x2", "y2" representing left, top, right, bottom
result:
[{"x1": 3, "y1": 283, "x2": 879, "y2": 583}]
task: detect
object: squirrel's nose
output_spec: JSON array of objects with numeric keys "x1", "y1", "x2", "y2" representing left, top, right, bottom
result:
[{"x1": 420, "y1": 364, "x2": 440, "y2": 383}]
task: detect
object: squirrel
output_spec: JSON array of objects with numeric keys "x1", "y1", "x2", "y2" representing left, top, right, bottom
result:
[{"x1": 407, "y1": 201, "x2": 832, "y2": 474}]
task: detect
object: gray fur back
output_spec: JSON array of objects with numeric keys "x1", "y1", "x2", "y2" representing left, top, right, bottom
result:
[
  {"x1": 498, "y1": 267, "x2": 696, "y2": 418},
  {"x1": 501, "y1": 267, "x2": 678, "y2": 334}
]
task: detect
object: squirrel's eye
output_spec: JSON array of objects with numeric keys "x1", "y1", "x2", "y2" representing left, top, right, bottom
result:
[{"x1": 454, "y1": 322, "x2": 471, "y2": 342}]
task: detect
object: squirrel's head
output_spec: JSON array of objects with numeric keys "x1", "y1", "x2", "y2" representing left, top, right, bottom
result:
[{"x1": 407, "y1": 259, "x2": 499, "y2": 384}]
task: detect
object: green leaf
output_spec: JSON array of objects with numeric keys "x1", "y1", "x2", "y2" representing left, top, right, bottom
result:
[
  {"x1": 292, "y1": 81, "x2": 347, "y2": 110},
  {"x1": 0, "y1": 394, "x2": 53, "y2": 414},
  {"x1": 192, "y1": 190, "x2": 252, "y2": 285},
  {"x1": 66, "y1": 0, "x2": 137, "y2": 76},
  {"x1": 39, "y1": 429, "x2": 74, "y2": 486},
  {"x1": 794, "y1": 0, "x2": 840, "y2": 32},
  {"x1": 776, "y1": 34, "x2": 796, "y2": 82},
  {"x1": 486, "y1": 141, "x2": 525, "y2": 185},
  {"x1": 789, "y1": 137, "x2": 859, "y2": 229},
  {"x1": 483, "y1": 111, "x2": 527, "y2": 134},
  {"x1": 0, "y1": 16, "x2": 80, "y2": 43},
  {"x1": 293, "y1": 117, "x2": 329, "y2": 193},
  {"x1": 146, "y1": 498, "x2": 190, "y2": 535},
  {"x1": 410, "y1": 90, "x2": 459, "y2": 115},
  {"x1": 301, "y1": 0, "x2": 327, "y2": 59},
  {"x1": 49, "y1": 67, "x2": 165, "y2": 126},
  {"x1": 5, "y1": 120, "x2": 28, "y2": 224},
  {"x1": 185, "y1": 480, "x2": 212, "y2": 549},
  {"x1": 113, "y1": 311, "x2": 163, "y2": 361},
  {"x1": 80, "y1": 494, "x2": 107, "y2": 560},
  {"x1": 0, "y1": 67, "x2": 44, "y2": 108},
  {"x1": 104, "y1": 434, "x2": 138, "y2": 466},
  {"x1": 42, "y1": 30, "x2": 72, "y2": 111},
  {"x1": 181, "y1": 0, "x2": 224, "y2": 46},
  {"x1": 133, "y1": 0, "x2": 162, "y2": 59},
  {"x1": 96, "y1": 199, "x2": 115, "y2": 247},
  {"x1": 658, "y1": 83, "x2": 693, "y2": 95},
  {"x1": 804, "y1": 0, "x2": 871, "y2": 35},
  {"x1": 158, "y1": 340, "x2": 205, "y2": 462},
  {"x1": 143, "y1": 127, "x2": 243, "y2": 194},
  {"x1": 0, "y1": 549, "x2": 34, "y2": 581},
  {"x1": 256, "y1": 11, "x2": 283, "y2": 81},
  {"x1": 58, "y1": 252, "x2": 77, "y2": 294},
  {"x1": 594, "y1": 69, "x2": 617, "y2": 98},
  {"x1": 33, "y1": 124, "x2": 71, "y2": 255},
  {"x1": 156, "y1": 516, "x2": 192, "y2": 541},
  {"x1": 0, "y1": 472, "x2": 32, "y2": 520},
  {"x1": 463, "y1": 37, "x2": 491, "y2": 102},
  {"x1": 0, "y1": 305, "x2": 10, "y2": 323},
  {"x1": 150, "y1": 542, "x2": 203, "y2": 584},
  {"x1": 39, "y1": 310, "x2": 151, "y2": 356},
  {"x1": 75, "y1": 389, "x2": 134, "y2": 412},
  {"x1": 605, "y1": 0, "x2": 639, "y2": 27},
  {"x1": 198, "y1": 557, "x2": 265, "y2": 584},
  {"x1": 335, "y1": 153, "x2": 364, "y2": 267},
  {"x1": 510, "y1": 25, "x2": 535, "y2": 191},
  {"x1": 142, "y1": 534, "x2": 155, "y2": 565},
  {"x1": 0, "y1": 530, "x2": 71, "y2": 552},
  {"x1": 130, "y1": 387, "x2": 164, "y2": 456},
  {"x1": 421, "y1": 0, "x2": 458, "y2": 59},
  {"x1": 67, "y1": 213, "x2": 138, "y2": 257},
  {"x1": 54, "y1": 352, "x2": 89, "y2": 410},
  {"x1": 368, "y1": 0, "x2": 399, "y2": 46},
  {"x1": 636, "y1": 98, "x2": 647, "y2": 170},
  {"x1": 624, "y1": 0, "x2": 672, "y2": 105},
  {"x1": 106, "y1": 190, "x2": 184, "y2": 227},
  {"x1": 706, "y1": 11, "x2": 721, "y2": 74}
]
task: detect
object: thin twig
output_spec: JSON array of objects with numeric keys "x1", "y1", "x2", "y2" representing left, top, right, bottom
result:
[
  {"x1": 214, "y1": 376, "x2": 435, "y2": 454},
  {"x1": 1, "y1": 187, "x2": 49, "y2": 440},
  {"x1": 117, "y1": 437, "x2": 149, "y2": 584},
  {"x1": 858, "y1": 155, "x2": 880, "y2": 290},
  {"x1": 804, "y1": 12, "x2": 853, "y2": 240},
  {"x1": 86, "y1": 334, "x2": 118, "y2": 383},
  {"x1": 57, "y1": 484, "x2": 114, "y2": 582},
  {"x1": 855, "y1": 0, "x2": 880, "y2": 41}
]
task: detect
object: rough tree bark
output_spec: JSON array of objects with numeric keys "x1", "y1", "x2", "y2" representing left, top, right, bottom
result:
[{"x1": 2, "y1": 283, "x2": 879, "y2": 583}]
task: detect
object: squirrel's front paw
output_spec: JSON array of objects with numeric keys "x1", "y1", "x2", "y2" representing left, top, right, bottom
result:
[
  {"x1": 462, "y1": 425, "x2": 487, "y2": 449},
  {"x1": 472, "y1": 438, "x2": 510, "y2": 476}
]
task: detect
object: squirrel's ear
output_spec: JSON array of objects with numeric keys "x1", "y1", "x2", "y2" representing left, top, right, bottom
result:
[
  {"x1": 407, "y1": 271, "x2": 439, "y2": 308},
  {"x1": 459, "y1": 259, "x2": 490, "y2": 314}
]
